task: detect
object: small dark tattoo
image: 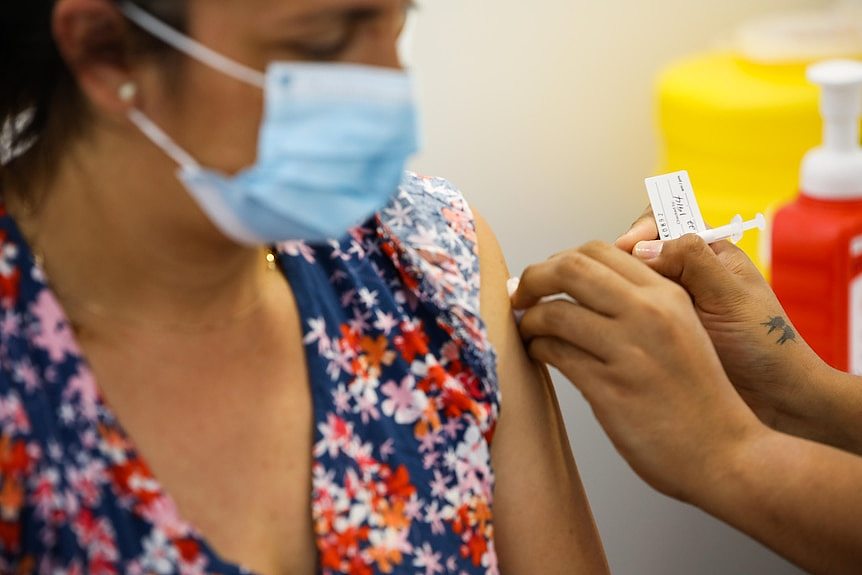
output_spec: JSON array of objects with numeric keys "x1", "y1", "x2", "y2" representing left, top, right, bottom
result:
[{"x1": 762, "y1": 316, "x2": 797, "y2": 345}]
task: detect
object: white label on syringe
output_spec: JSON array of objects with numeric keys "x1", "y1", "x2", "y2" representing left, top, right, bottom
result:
[{"x1": 645, "y1": 171, "x2": 708, "y2": 241}]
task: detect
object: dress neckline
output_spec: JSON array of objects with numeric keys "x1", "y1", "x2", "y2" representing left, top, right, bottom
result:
[{"x1": 0, "y1": 203, "x2": 328, "y2": 575}]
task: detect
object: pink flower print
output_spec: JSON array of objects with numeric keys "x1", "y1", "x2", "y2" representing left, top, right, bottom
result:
[
  {"x1": 31, "y1": 291, "x2": 78, "y2": 363},
  {"x1": 418, "y1": 430, "x2": 444, "y2": 454},
  {"x1": 423, "y1": 451, "x2": 440, "y2": 470},
  {"x1": 328, "y1": 240, "x2": 352, "y2": 262},
  {"x1": 13, "y1": 359, "x2": 39, "y2": 393},
  {"x1": 355, "y1": 391, "x2": 381, "y2": 425},
  {"x1": 380, "y1": 376, "x2": 427, "y2": 425},
  {"x1": 482, "y1": 539, "x2": 500, "y2": 574},
  {"x1": 407, "y1": 225, "x2": 440, "y2": 251},
  {"x1": 348, "y1": 226, "x2": 370, "y2": 245},
  {"x1": 382, "y1": 201, "x2": 414, "y2": 229},
  {"x1": 441, "y1": 205, "x2": 474, "y2": 235},
  {"x1": 357, "y1": 288, "x2": 379, "y2": 309},
  {"x1": 379, "y1": 439, "x2": 395, "y2": 461},
  {"x1": 279, "y1": 240, "x2": 316, "y2": 263},
  {"x1": 404, "y1": 495, "x2": 423, "y2": 521},
  {"x1": 303, "y1": 318, "x2": 330, "y2": 353},
  {"x1": 429, "y1": 470, "x2": 450, "y2": 499},
  {"x1": 72, "y1": 509, "x2": 119, "y2": 564},
  {"x1": 64, "y1": 366, "x2": 100, "y2": 421},
  {"x1": 332, "y1": 385, "x2": 351, "y2": 414},
  {"x1": 67, "y1": 461, "x2": 106, "y2": 508},
  {"x1": 414, "y1": 543, "x2": 445, "y2": 575},
  {"x1": 178, "y1": 554, "x2": 209, "y2": 575},
  {"x1": 348, "y1": 307, "x2": 372, "y2": 334},
  {"x1": 315, "y1": 414, "x2": 354, "y2": 459},
  {"x1": 440, "y1": 341, "x2": 460, "y2": 363},
  {"x1": 0, "y1": 394, "x2": 30, "y2": 434},
  {"x1": 31, "y1": 467, "x2": 62, "y2": 523},
  {"x1": 424, "y1": 502, "x2": 447, "y2": 535},
  {"x1": 0, "y1": 242, "x2": 17, "y2": 277},
  {"x1": 347, "y1": 239, "x2": 365, "y2": 259},
  {"x1": 372, "y1": 310, "x2": 399, "y2": 336},
  {"x1": 442, "y1": 418, "x2": 464, "y2": 440},
  {"x1": 350, "y1": 439, "x2": 378, "y2": 471},
  {"x1": 140, "y1": 496, "x2": 190, "y2": 540},
  {"x1": 139, "y1": 529, "x2": 178, "y2": 575},
  {"x1": 340, "y1": 288, "x2": 357, "y2": 308},
  {"x1": 329, "y1": 269, "x2": 349, "y2": 284},
  {"x1": 324, "y1": 346, "x2": 354, "y2": 382},
  {"x1": 0, "y1": 311, "x2": 20, "y2": 339}
]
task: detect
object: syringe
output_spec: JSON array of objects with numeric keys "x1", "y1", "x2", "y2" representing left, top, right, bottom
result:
[{"x1": 697, "y1": 213, "x2": 766, "y2": 245}]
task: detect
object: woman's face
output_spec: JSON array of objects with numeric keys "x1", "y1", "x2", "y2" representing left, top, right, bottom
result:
[{"x1": 130, "y1": 0, "x2": 411, "y2": 174}]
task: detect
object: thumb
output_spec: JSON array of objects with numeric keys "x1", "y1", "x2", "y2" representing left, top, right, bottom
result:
[
  {"x1": 615, "y1": 206, "x2": 658, "y2": 254},
  {"x1": 634, "y1": 234, "x2": 738, "y2": 304}
]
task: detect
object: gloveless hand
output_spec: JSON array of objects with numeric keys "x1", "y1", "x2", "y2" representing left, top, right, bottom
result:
[
  {"x1": 615, "y1": 210, "x2": 833, "y2": 441},
  {"x1": 513, "y1": 242, "x2": 765, "y2": 501}
]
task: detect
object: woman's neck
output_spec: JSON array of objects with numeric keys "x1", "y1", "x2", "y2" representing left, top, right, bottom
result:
[{"x1": 8, "y1": 128, "x2": 277, "y2": 332}]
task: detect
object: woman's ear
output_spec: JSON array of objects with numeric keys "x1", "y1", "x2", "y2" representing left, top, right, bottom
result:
[{"x1": 52, "y1": 0, "x2": 138, "y2": 115}]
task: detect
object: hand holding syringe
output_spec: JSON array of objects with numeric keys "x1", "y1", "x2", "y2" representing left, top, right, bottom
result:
[
  {"x1": 646, "y1": 170, "x2": 765, "y2": 245},
  {"x1": 698, "y1": 213, "x2": 766, "y2": 245},
  {"x1": 508, "y1": 171, "x2": 766, "y2": 319}
]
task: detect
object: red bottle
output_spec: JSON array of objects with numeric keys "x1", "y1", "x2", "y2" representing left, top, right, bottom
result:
[{"x1": 771, "y1": 60, "x2": 862, "y2": 374}]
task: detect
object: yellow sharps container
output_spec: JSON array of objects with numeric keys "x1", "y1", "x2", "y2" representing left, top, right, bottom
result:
[{"x1": 656, "y1": 5, "x2": 862, "y2": 273}]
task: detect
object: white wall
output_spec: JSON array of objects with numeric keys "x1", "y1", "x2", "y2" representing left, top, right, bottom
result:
[{"x1": 410, "y1": 1, "x2": 828, "y2": 573}]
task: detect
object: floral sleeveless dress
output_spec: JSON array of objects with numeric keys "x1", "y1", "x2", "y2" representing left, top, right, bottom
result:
[{"x1": 0, "y1": 173, "x2": 501, "y2": 575}]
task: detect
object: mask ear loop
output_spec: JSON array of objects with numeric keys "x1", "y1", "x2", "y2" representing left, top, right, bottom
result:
[
  {"x1": 119, "y1": 82, "x2": 201, "y2": 172},
  {"x1": 118, "y1": 1, "x2": 266, "y2": 89}
]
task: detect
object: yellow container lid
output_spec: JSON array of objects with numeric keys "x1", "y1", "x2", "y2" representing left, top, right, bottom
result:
[{"x1": 658, "y1": 53, "x2": 822, "y2": 160}]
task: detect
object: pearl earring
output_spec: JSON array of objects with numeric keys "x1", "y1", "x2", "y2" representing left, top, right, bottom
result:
[{"x1": 118, "y1": 82, "x2": 138, "y2": 103}]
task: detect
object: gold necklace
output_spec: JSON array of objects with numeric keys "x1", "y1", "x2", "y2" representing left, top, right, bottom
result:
[{"x1": 34, "y1": 246, "x2": 282, "y2": 335}]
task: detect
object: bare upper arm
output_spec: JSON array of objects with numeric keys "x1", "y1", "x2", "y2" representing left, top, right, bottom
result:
[{"x1": 473, "y1": 211, "x2": 609, "y2": 574}]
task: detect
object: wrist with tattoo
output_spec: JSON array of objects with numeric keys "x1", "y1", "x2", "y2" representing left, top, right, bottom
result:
[
  {"x1": 749, "y1": 316, "x2": 839, "y2": 445},
  {"x1": 761, "y1": 316, "x2": 797, "y2": 346},
  {"x1": 756, "y1": 318, "x2": 862, "y2": 455}
]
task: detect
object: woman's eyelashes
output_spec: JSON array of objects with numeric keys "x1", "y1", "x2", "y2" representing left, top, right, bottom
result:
[{"x1": 291, "y1": 34, "x2": 355, "y2": 60}]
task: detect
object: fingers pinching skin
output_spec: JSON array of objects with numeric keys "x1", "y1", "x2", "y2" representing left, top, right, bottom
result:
[
  {"x1": 519, "y1": 300, "x2": 618, "y2": 363},
  {"x1": 522, "y1": 244, "x2": 760, "y2": 501},
  {"x1": 578, "y1": 241, "x2": 660, "y2": 287},
  {"x1": 513, "y1": 246, "x2": 635, "y2": 317}
]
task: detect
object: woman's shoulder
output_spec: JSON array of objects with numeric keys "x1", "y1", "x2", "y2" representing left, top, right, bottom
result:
[
  {"x1": 397, "y1": 171, "x2": 470, "y2": 203},
  {"x1": 381, "y1": 172, "x2": 479, "y2": 256},
  {"x1": 392, "y1": 172, "x2": 476, "y2": 222},
  {"x1": 377, "y1": 173, "x2": 496, "y2": 384}
]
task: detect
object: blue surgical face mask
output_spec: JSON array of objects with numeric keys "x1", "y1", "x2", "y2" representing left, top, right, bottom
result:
[{"x1": 119, "y1": 2, "x2": 421, "y2": 246}]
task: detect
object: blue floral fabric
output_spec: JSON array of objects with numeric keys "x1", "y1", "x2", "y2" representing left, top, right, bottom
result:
[{"x1": 0, "y1": 173, "x2": 501, "y2": 575}]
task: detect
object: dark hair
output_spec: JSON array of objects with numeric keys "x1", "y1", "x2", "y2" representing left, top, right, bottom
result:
[{"x1": 0, "y1": 1, "x2": 185, "y2": 195}]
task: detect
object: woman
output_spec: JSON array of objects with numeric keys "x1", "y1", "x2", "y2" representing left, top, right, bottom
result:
[
  {"x1": 513, "y1": 212, "x2": 862, "y2": 574},
  {"x1": 0, "y1": 1, "x2": 608, "y2": 573}
]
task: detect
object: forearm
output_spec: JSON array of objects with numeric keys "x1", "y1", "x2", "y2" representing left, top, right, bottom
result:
[
  {"x1": 696, "y1": 428, "x2": 862, "y2": 575},
  {"x1": 775, "y1": 361, "x2": 862, "y2": 456}
]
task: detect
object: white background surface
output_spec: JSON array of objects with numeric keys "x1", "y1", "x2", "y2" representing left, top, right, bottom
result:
[{"x1": 410, "y1": 1, "x2": 828, "y2": 573}]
